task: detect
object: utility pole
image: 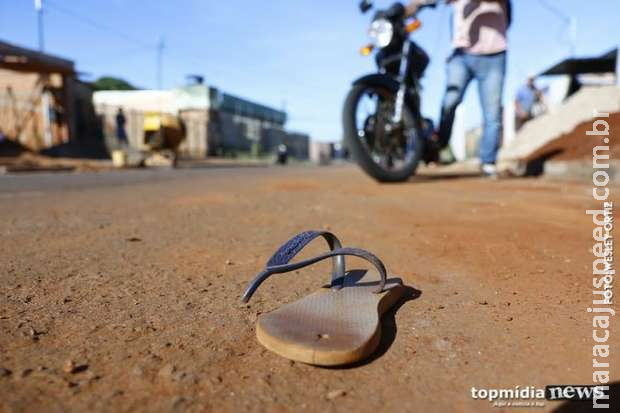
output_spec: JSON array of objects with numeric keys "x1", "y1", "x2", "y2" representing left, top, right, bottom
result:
[
  {"x1": 157, "y1": 36, "x2": 165, "y2": 89},
  {"x1": 35, "y1": 0, "x2": 44, "y2": 51},
  {"x1": 34, "y1": 0, "x2": 52, "y2": 147}
]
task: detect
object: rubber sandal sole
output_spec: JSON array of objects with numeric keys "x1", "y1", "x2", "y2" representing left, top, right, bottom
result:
[{"x1": 256, "y1": 270, "x2": 404, "y2": 366}]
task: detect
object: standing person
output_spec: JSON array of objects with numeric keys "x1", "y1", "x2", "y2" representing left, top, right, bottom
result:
[
  {"x1": 115, "y1": 108, "x2": 128, "y2": 145},
  {"x1": 407, "y1": 0, "x2": 511, "y2": 176},
  {"x1": 515, "y1": 76, "x2": 544, "y2": 131}
]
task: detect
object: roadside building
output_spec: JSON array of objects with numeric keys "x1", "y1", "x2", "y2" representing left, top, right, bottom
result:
[
  {"x1": 261, "y1": 128, "x2": 309, "y2": 160},
  {"x1": 209, "y1": 87, "x2": 287, "y2": 156},
  {"x1": 503, "y1": 47, "x2": 618, "y2": 147},
  {"x1": 0, "y1": 40, "x2": 102, "y2": 157},
  {"x1": 498, "y1": 47, "x2": 620, "y2": 166},
  {"x1": 0, "y1": 40, "x2": 76, "y2": 149},
  {"x1": 309, "y1": 141, "x2": 334, "y2": 165},
  {"x1": 93, "y1": 89, "x2": 176, "y2": 151},
  {"x1": 282, "y1": 132, "x2": 310, "y2": 160},
  {"x1": 94, "y1": 82, "x2": 308, "y2": 159},
  {"x1": 537, "y1": 47, "x2": 618, "y2": 109}
]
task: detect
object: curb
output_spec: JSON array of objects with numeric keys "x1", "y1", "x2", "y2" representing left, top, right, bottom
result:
[{"x1": 543, "y1": 160, "x2": 619, "y2": 184}]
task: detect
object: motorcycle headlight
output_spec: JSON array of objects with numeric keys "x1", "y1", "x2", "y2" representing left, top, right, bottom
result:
[{"x1": 368, "y1": 18, "x2": 394, "y2": 48}]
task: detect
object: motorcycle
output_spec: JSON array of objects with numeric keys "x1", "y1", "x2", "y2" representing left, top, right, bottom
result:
[{"x1": 342, "y1": 0, "x2": 435, "y2": 182}]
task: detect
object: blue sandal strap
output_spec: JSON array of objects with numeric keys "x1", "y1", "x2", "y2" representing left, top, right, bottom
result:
[
  {"x1": 266, "y1": 230, "x2": 345, "y2": 286},
  {"x1": 241, "y1": 234, "x2": 387, "y2": 303}
]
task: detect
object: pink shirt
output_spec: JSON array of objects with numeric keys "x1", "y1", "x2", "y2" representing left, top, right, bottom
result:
[{"x1": 451, "y1": 0, "x2": 508, "y2": 55}]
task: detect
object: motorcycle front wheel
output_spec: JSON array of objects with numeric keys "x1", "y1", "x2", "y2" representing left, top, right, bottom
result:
[{"x1": 342, "y1": 84, "x2": 423, "y2": 183}]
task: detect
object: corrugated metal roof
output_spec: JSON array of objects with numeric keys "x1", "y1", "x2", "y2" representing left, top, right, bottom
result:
[
  {"x1": 539, "y1": 48, "x2": 617, "y2": 76},
  {"x1": 0, "y1": 40, "x2": 75, "y2": 74}
]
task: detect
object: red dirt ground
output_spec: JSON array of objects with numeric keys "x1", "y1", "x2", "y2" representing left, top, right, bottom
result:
[
  {"x1": 0, "y1": 166, "x2": 618, "y2": 412},
  {"x1": 526, "y1": 112, "x2": 620, "y2": 161}
]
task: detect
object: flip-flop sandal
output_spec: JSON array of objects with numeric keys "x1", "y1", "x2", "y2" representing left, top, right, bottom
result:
[{"x1": 241, "y1": 230, "x2": 405, "y2": 366}]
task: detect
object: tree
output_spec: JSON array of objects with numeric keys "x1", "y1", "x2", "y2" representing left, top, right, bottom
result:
[{"x1": 93, "y1": 76, "x2": 137, "y2": 91}]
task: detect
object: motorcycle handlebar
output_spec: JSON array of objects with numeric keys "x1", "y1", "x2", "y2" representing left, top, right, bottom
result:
[
  {"x1": 359, "y1": 0, "x2": 373, "y2": 13},
  {"x1": 385, "y1": 2, "x2": 406, "y2": 19}
]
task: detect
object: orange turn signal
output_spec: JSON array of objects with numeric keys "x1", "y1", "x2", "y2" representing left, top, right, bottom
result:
[
  {"x1": 406, "y1": 19, "x2": 422, "y2": 33},
  {"x1": 360, "y1": 44, "x2": 374, "y2": 56}
]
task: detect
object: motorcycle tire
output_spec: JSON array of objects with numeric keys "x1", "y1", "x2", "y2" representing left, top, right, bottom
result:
[{"x1": 342, "y1": 84, "x2": 423, "y2": 183}]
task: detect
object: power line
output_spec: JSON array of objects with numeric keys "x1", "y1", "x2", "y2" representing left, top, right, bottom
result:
[
  {"x1": 78, "y1": 45, "x2": 154, "y2": 64},
  {"x1": 43, "y1": 0, "x2": 165, "y2": 87},
  {"x1": 538, "y1": 0, "x2": 571, "y2": 24},
  {"x1": 163, "y1": 41, "x2": 329, "y2": 93},
  {"x1": 42, "y1": 1, "x2": 325, "y2": 95},
  {"x1": 40, "y1": 0, "x2": 334, "y2": 111},
  {"x1": 44, "y1": 0, "x2": 155, "y2": 48},
  {"x1": 537, "y1": 0, "x2": 577, "y2": 56},
  {"x1": 162, "y1": 46, "x2": 331, "y2": 104}
]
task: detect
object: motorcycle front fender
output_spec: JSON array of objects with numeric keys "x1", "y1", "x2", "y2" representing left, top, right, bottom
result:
[
  {"x1": 352, "y1": 74, "x2": 421, "y2": 120},
  {"x1": 352, "y1": 73, "x2": 400, "y2": 94}
]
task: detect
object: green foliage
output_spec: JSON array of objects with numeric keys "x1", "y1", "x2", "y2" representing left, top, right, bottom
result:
[{"x1": 93, "y1": 76, "x2": 137, "y2": 91}]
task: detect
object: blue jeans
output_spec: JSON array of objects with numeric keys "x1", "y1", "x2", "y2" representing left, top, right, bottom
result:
[{"x1": 438, "y1": 50, "x2": 506, "y2": 164}]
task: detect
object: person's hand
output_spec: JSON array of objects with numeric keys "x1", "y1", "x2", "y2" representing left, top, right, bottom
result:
[
  {"x1": 406, "y1": 0, "x2": 438, "y2": 16},
  {"x1": 405, "y1": 1, "x2": 423, "y2": 16}
]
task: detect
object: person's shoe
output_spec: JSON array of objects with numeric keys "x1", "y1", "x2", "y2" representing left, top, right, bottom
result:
[
  {"x1": 480, "y1": 163, "x2": 499, "y2": 179},
  {"x1": 422, "y1": 133, "x2": 440, "y2": 165}
]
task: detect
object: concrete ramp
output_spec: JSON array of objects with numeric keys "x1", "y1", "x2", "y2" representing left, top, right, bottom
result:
[{"x1": 499, "y1": 85, "x2": 620, "y2": 162}]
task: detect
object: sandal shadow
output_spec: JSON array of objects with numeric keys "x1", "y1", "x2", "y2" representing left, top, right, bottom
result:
[{"x1": 319, "y1": 274, "x2": 422, "y2": 370}]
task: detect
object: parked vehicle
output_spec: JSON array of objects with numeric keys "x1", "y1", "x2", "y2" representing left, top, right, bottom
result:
[
  {"x1": 142, "y1": 112, "x2": 186, "y2": 167},
  {"x1": 143, "y1": 112, "x2": 185, "y2": 152},
  {"x1": 343, "y1": 1, "x2": 435, "y2": 182}
]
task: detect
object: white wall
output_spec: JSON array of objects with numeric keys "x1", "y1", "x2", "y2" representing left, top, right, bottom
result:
[
  {"x1": 450, "y1": 105, "x2": 466, "y2": 161},
  {"x1": 93, "y1": 90, "x2": 176, "y2": 114}
]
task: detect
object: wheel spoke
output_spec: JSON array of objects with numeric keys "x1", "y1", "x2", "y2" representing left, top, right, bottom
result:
[{"x1": 352, "y1": 86, "x2": 419, "y2": 174}]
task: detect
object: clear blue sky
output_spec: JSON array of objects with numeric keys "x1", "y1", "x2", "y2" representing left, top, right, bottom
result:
[{"x1": 1, "y1": 1, "x2": 619, "y2": 141}]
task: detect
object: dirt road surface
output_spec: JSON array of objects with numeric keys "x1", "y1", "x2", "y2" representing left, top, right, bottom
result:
[{"x1": 0, "y1": 165, "x2": 617, "y2": 412}]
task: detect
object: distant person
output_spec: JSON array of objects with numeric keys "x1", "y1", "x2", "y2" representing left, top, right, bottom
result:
[
  {"x1": 276, "y1": 144, "x2": 288, "y2": 165},
  {"x1": 115, "y1": 108, "x2": 128, "y2": 145},
  {"x1": 407, "y1": 0, "x2": 512, "y2": 177},
  {"x1": 515, "y1": 76, "x2": 545, "y2": 131}
]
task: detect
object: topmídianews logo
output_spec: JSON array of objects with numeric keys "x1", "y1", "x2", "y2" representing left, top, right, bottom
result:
[{"x1": 471, "y1": 385, "x2": 609, "y2": 408}]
